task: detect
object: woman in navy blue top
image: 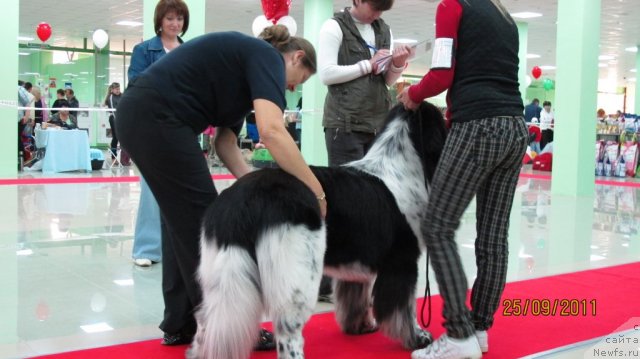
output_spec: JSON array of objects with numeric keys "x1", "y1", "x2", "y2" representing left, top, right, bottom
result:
[{"x1": 116, "y1": 25, "x2": 324, "y2": 350}]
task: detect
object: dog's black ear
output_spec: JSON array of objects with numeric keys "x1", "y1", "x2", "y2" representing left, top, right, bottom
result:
[
  {"x1": 387, "y1": 103, "x2": 409, "y2": 122},
  {"x1": 411, "y1": 102, "x2": 448, "y2": 182}
]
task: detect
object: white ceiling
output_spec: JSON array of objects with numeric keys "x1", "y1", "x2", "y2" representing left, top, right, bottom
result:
[{"x1": 17, "y1": 0, "x2": 640, "y2": 86}]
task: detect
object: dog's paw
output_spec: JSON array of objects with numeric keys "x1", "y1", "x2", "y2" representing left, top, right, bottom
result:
[{"x1": 358, "y1": 318, "x2": 379, "y2": 334}]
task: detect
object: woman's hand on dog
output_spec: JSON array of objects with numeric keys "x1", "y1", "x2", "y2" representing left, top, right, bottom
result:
[
  {"x1": 317, "y1": 195, "x2": 327, "y2": 218},
  {"x1": 397, "y1": 88, "x2": 420, "y2": 111}
]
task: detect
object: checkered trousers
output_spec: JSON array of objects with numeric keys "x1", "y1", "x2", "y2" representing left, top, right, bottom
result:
[{"x1": 421, "y1": 116, "x2": 528, "y2": 339}]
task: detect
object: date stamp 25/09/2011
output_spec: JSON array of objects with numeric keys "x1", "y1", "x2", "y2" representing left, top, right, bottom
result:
[{"x1": 502, "y1": 298, "x2": 596, "y2": 317}]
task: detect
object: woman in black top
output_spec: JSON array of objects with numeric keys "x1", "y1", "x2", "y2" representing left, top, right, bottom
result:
[
  {"x1": 103, "y1": 82, "x2": 122, "y2": 157},
  {"x1": 116, "y1": 25, "x2": 325, "y2": 348},
  {"x1": 398, "y1": 0, "x2": 527, "y2": 358}
]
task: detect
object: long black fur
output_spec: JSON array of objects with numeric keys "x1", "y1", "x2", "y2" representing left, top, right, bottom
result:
[{"x1": 192, "y1": 103, "x2": 447, "y2": 359}]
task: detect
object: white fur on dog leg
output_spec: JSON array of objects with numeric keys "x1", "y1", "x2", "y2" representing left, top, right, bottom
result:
[{"x1": 256, "y1": 223, "x2": 326, "y2": 359}]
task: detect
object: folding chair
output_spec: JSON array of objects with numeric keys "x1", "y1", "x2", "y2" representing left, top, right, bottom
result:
[{"x1": 107, "y1": 148, "x2": 123, "y2": 169}]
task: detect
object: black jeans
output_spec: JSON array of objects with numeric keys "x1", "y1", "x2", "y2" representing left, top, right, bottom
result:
[
  {"x1": 116, "y1": 79, "x2": 216, "y2": 335},
  {"x1": 324, "y1": 128, "x2": 376, "y2": 167}
]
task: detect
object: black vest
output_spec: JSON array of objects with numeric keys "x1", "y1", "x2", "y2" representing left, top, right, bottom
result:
[
  {"x1": 448, "y1": 0, "x2": 524, "y2": 122},
  {"x1": 323, "y1": 9, "x2": 392, "y2": 133}
]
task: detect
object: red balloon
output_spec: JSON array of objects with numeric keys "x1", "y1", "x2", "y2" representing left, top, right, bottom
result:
[
  {"x1": 36, "y1": 22, "x2": 52, "y2": 42},
  {"x1": 531, "y1": 66, "x2": 542, "y2": 80},
  {"x1": 261, "y1": 0, "x2": 291, "y2": 23}
]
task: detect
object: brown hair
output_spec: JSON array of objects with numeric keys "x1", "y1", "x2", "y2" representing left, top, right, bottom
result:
[
  {"x1": 353, "y1": 0, "x2": 394, "y2": 11},
  {"x1": 154, "y1": 0, "x2": 190, "y2": 36},
  {"x1": 259, "y1": 25, "x2": 317, "y2": 74}
]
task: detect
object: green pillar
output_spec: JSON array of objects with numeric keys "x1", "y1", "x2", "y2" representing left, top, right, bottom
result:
[
  {"x1": 300, "y1": 0, "x2": 332, "y2": 166},
  {"x1": 636, "y1": 50, "x2": 639, "y2": 114},
  {"x1": 0, "y1": 0, "x2": 19, "y2": 345},
  {"x1": 183, "y1": 0, "x2": 205, "y2": 40},
  {"x1": 551, "y1": 0, "x2": 600, "y2": 197},
  {"x1": 94, "y1": 42, "x2": 110, "y2": 106},
  {"x1": 517, "y1": 22, "x2": 528, "y2": 105},
  {"x1": 0, "y1": 0, "x2": 19, "y2": 177},
  {"x1": 547, "y1": 195, "x2": 593, "y2": 269}
]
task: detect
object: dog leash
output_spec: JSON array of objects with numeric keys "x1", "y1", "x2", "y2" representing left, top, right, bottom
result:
[{"x1": 417, "y1": 109, "x2": 433, "y2": 330}]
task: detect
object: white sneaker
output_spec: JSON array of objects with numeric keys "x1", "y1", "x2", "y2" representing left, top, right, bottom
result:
[
  {"x1": 475, "y1": 331, "x2": 488, "y2": 353},
  {"x1": 133, "y1": 258, "x2": 152, "y2": 267},
  {"x1": 411, "y1": 334, "x2": 482, "y2": 359}
]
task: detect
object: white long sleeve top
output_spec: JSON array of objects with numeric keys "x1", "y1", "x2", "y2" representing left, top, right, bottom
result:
[
  {"x1": 318, "y1": 16, "x2": 403, "y2": 87},
  {"x1": 539, "y1": 109, "x2": 554, "y2": 130}
]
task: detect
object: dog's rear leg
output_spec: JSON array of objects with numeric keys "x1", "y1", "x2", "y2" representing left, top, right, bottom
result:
[
  {"x1": 334, "y1": 280, "x2": 378, "y2": 335},
  {"x1": 256, "y1": 224, "x2": 325, "y2": 359},
  {"x1": 373, "y1": 264, "x2": 433, "y2": 350},
  {"x1": 189, "y1": 242, "x2": 263, "y2": 359}
]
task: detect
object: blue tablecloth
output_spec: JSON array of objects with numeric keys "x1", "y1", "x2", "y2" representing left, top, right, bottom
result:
[{"x1": 35, "y1": 129, "x2": 92, "y2": 173}]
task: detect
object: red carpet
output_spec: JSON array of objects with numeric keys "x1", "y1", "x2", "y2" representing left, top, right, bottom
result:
[{"x1": 35, "y1": 262, "x2": 640, "y2": 359}]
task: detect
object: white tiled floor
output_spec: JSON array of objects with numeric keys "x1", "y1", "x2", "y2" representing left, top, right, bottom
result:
[{"x1": 0, "y1": 165, "x2": 638, "y2": 358}]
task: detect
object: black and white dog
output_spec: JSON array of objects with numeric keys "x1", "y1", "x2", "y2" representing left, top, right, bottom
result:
[{"x1": 189, "y1": 103, "x2": 447, "y2": 359}]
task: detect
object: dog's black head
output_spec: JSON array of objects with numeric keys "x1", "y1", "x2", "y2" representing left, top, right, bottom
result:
[{"x1": 384, "y1": 102, "x2": 448, "y2": 183}]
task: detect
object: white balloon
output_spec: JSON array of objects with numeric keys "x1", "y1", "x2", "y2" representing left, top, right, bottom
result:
[
  {"x1": 93, "y1": 29, "x2": 109, "y2": 50},
  {"x1": 252, "y1": 15, "x2": 272, "y2": 37},
  {"x1": 277, "y1": 16, "x2": 297, "y2": 37},
  {"x1": 525, "y1": 75, "x2": 532, "y2": 88}
]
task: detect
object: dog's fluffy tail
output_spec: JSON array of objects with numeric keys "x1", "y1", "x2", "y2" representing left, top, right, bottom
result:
[{"x1": 188, "y1": 239, "x2": 263, "y2": 359}]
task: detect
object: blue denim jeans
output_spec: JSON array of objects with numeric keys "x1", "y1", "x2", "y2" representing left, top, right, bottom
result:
[{"x1": 132, "y1": 175, "x2": 162, "y2": 262}]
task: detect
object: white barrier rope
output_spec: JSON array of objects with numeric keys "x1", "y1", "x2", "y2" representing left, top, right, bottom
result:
[{"x1": 1, "y1": 100, "x2": 324, "y2": 116}]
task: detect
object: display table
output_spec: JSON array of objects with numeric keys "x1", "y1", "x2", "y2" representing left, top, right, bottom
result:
[{"x1": 35, "y1": 129, "x2": 92, "y2": 173}]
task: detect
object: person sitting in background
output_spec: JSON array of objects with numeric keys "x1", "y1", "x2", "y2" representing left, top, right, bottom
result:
[
  {"x1": 65, "y1": 89, "x2": 79, "y2": 118},
  {"x1": 51, "y1": 89, "x2": 66, "y2": 115},
  {"x1": 529, "y1": 118, "x2": 541, "y2": 154},
  {"x1": 596, "y1": 108, "x2": 606, "y2": 123},
  {"x1": 524, "y1": 98, "x2": 542, "y2": 123},
  {"x1": 46, "y1": 101, "x2": 77, "y2": 129}
]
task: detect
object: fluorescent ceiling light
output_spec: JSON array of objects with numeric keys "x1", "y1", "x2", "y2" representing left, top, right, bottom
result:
[
  {"x1": 116, "y1": 20, "x2": 143, "y2": 27},
  {"x1": 631, "y1": 69, "x2": 637, "y2": 73},
  {"x1": 625, "y1": 46, "x2": 638, "y2": 52},
  {"x1": 539, "y1": 65, "x2": 556, "y2": 70},
  {"x1": 18, "y1": 52, "x2": 30, "y2": 56},
  {"x1": 599, "y1": 55, "x2": 615, "y2": 61},
  {"x1": 80, "y1": 322, "x2": 114, "y2": 333},
  {"x1": 628, "y1": 78, "x2": 637, "y2": 82},
  {"x1": 113, "y1": 279, "x2": 134, "y2": 286},
  {"x1": 590, "y1": 255, "x2": 606, "y2": 261},
  {"x1": 598, "y1": 63, "x2": 608, "y2": 68},
  {"x1": 526, "y1": 54, "x2": 540, "y2": 59},
  {"x1": 511, "y1": 12, "x2": 542, "y2": 19},
  {"x1": 18, "y1": 36, "x2": 34, "y2": 41}
]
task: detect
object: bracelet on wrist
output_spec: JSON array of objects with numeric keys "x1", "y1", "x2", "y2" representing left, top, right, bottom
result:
[{"x1": 316, "y1": 192, "x2": 326, "y2": 202}]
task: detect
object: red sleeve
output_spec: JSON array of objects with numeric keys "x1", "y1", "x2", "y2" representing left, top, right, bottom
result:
[{"x1": 408, "y1": 0, "x2": 462, "y2": 103}]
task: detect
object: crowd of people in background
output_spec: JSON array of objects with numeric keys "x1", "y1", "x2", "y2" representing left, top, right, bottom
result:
[{"x1": 17, "y1": 80, "x2": 85, "y2": 167}]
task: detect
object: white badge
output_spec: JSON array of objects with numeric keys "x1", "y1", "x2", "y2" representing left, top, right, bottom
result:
[{"x1": 431, "y1": 38, "x2": 454, "y2": 69}]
